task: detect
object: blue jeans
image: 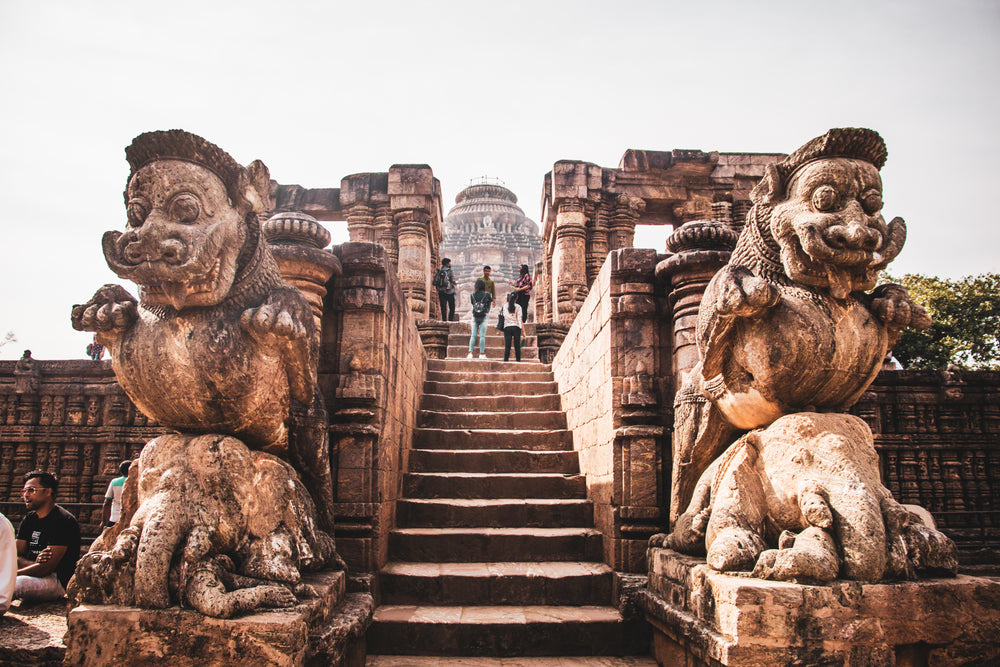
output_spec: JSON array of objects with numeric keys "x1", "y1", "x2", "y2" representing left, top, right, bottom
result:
[{"x1": 469, "y1": 319, "x2": 487, "y2": 353}]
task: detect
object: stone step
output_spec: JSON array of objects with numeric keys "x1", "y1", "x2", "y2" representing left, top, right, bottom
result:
[
  {"x1": 408, "y1": 449, "x2": 580, "y2": 474},
  {"x1": 413, "y1": 428, "x2": 574, "y2": 451},
  {"x1": 423, "y1": 380, "x2": 559, "y2": 396},
  {"x1": 447, "y1": 333, "x2": 535, "y2": 347},
  {"x1": 367, "y1": 605, "x2": 648, "y2": 656},
  {"x1": 421, "y1": 393, "x2": 561, "y2": 413},
  {"x1": 419, "y1": 410, "x2": 567, "y2": 430},
  {"x1": 447, "y1": 346, "x2": 540, "y2": 361},
  {"x1": 397, "y1": 498, "x2": 593, "y2": 528},
  {"x1": 445, "y1": 322, "x2": 540, "y2": 337},
  {"x1": 367, "y1": 657, "x2": 657, "y2": 666},
  {"x1": 379, "y1": 561, "x2": 613, "y2": 606},
  {"x1": 404, "y1": 473, "x2": 586, "y2": 500},
  {"x1": 428, "y1": 359, "x2": 550, "y2": 373},
  {"x1": 388, "y1": 528, "x2": 603, "y2": 562},
  {"x1": 427, "y1": 369, "x2": 555, "y2": 384}
]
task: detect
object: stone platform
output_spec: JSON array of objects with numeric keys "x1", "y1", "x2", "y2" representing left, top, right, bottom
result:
[
  {"x1": 65, "y1": 570, "x2": 373, "y2": 666},
  {"x1": 638, "y1": 548, "x2": 1000, "y2": 666}
]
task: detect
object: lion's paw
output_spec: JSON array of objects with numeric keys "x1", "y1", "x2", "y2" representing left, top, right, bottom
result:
[
  {"x1": 871, "y1": 283, "x2": 931, "y2": 332},
  {"x1": 72, "y1": 284, "x2": 138, "y2": 333}
]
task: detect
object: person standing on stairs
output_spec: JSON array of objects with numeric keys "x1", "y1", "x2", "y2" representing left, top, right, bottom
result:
[
  {"x1": 509, "y1": 264, "x2": 533, "y2": 323},
  {"x1": 502, "y1": 292, "x2": 524, "y2": 362},
  {"x1": 467, "y1": 278, "x2": 492, "y2": 359},
  {"x1": 480, "y1": 266, "x2": 496, "y2": 309}
]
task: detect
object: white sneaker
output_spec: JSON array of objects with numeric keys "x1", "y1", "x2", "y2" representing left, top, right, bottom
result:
[
  {"x1": 466, "y1": 352, "x2": 473, "y2": 359},
  {"x1": 478, "y1": 353, "x2": 486, "y2": 359}
]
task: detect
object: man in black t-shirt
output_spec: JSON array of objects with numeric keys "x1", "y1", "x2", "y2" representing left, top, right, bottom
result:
[{"x1": 15, "y1": 471, "x2": 81, "y2": 601}]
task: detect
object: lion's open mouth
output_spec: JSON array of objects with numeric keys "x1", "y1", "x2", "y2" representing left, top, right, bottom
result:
[{"x1": 140, "y1": 257, "x2": 222, "y2": 309}]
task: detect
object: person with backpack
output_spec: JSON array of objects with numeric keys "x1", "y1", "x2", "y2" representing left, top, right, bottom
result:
[
  {"x1": 433, "y1": 258, "x2": 457, "y2": 322},
  {"x1": 502, "y1": 291, "x2": 525, "y2": 362},
  {"x1": 467, "y1": 279, "x2": 493, "y2": 359}
]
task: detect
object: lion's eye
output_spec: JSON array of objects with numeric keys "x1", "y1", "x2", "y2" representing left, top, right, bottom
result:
[
  {"x1": 127, "y1": 200, "x2": 149, "y2": 226},
  {"x1": 169, "y1": 194, "x2": 201, "y2": 223},
  {"x1": 861, "y1": 190, "x2": 883, "y2": 215},
  {"x1": 811, "y1": 185, "x2": 838, "y2": 212}
]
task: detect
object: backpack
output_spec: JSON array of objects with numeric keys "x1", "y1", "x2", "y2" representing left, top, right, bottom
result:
[
  {"x1": 433, "y1": 268, "x2": 449, "y2": 290},
  {"x1": 472, "y1": 294, "x2": 489, "y2": 321}
]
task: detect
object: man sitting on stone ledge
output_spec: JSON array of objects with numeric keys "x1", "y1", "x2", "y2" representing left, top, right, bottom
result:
[{"x1": 15, "y1": 471, "x2": 81, "y2": 602}]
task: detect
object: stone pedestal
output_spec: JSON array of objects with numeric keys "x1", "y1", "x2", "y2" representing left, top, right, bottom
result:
[
  {"x1": 65, "y1": 571, "x2": 373, "y2": 666},
  {"x1": 638, "y1": 548, "x2": 1000, "y2": 667}
]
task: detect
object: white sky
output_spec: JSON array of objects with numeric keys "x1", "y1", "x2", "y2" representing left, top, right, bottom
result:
[{"x1": 1, "y1": 0, "x2": 998, "y2": 360}]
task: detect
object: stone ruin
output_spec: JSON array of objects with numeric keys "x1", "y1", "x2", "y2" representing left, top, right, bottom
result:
[{"x1": 0, "y1": 127, "x2": 998, "y2": 666}]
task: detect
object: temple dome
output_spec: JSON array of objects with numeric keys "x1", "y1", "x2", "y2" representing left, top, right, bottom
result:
[{"x1": 439, "y1": 178, "x2": 542, "y2": 317}]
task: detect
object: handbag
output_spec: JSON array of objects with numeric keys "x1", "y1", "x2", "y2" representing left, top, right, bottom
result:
[{"x1": 496, "y1": 309, "x2": 505, "y2": 332}]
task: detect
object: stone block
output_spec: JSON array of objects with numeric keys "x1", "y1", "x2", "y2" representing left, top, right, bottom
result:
[
  {"x1": 65, "y1": 572, "x2": 362, "y2": 666},
  {"x1": 641, "y1": 548, "x2": 1000, "y2": 666}
]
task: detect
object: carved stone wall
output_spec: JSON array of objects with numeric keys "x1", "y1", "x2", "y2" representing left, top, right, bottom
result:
[
  {"x1": 538, "y1": 150, "x2": 783, "y2": 328},
  {"x1": 550, "y1": 248, "x2": 672, "y2": 573},
  {"x1": 0, "y1": 360, "x2": 165, "y2": 536},
  {"x1": 851, "y1": 371, "x2": 1000, "y2": 568},
  {"x1": 320, "y1": 242, "x2": 427, "y2": 572}
]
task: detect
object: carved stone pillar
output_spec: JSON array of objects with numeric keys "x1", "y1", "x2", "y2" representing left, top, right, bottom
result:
[
  {"x1": 536, "y1": 259, "x2": 550, "y2": 324},
  {"x1": 395, "y1": 209, "x2": 431, "y2": 318},
  {"x1": 609, "y1": 194, "x2": 646, "y2": 252},
  {"x1": 551, "y1": 198, "x2": 589, "y2": 326},
  {"x1": 376, "y1": 204, "x2": 398, "y2": 267},
  {"x1": 263, "y1": 212, "x2": 342, "y2": 340},
  {"x1": 655, "y1": 220, "x2": 738, "y2": 391},
  {"x1": 586, "y1": 199, "x2": 611, "y2": 284},
  {"x1": 346, "y1": 202, "x2": 376, "y2": 243}
]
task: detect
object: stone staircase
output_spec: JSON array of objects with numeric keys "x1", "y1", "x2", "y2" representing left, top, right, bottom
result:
[{"x1": 366, "y1": 322, "x2": 651, "y2": 663}]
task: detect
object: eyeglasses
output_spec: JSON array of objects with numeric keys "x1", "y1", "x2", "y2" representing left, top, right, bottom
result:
[{"x1": 21, "y1": 486, "x2": 45, "y2": 494}]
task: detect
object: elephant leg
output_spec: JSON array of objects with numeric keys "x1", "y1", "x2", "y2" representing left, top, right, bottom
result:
[
  {"x1": 704, "y1": 441, "x2": 767, "y2": 572},
  {"x1": 134, "y1": 507, "x2": 188, "y2": 608},
  {"x1": 828, "y1": 487, "x2": 886, "y2": 582}
]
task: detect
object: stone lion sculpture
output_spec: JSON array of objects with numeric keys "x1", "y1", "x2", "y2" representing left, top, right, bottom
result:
[
  {"x1": 653, "y1": 128, "x2": 957, "y2": 583},
  {"x1": 70, "y1": 130, "x2": 341, "y2": 615}
]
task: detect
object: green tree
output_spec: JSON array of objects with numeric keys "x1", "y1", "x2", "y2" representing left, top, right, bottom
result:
[{"x1": 883, "y1": 273, "x2": 1000, "y2": 370}]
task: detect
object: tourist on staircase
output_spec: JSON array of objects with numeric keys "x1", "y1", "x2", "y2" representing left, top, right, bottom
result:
[
  {"x1": 509, "y1": 264, "x2": 533, "y2": 323},
  {"x1": 502, "y1": 292, "x2": 524, "y2": 362},
  {"x1": 466, "y1": 279, "x2": 492, "y2": 359}
]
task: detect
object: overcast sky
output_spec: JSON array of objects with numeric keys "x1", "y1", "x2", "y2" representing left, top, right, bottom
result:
[{"x1": 1, "y1": 0, "x2": 998, "y2": 360}]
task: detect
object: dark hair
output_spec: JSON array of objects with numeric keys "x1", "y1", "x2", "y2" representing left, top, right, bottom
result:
[
  {"x1": 442, "y1": 258, "x2": 450, "y2": 266},
  {"x1": 483, "y1": 266, "x2": 491, "y2": 271},
  {"x1": 507, "y1": 291, "x2": 516, "y2": 313},
  {"x1": 520, "y1": 265, "x2": 529, "y2": 275},
  {"x1": 474, "y1": 279, "x2": 486, "y2": 292},
  {"x1": 119, "y1": 460, "x2": 132, "y2": 476},
  {"x1": 25, "y1": 470, "x2": 58, "y2": 493}
]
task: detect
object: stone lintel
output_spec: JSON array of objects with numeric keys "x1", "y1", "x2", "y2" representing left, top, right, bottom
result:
[
  {"x1": 65, "y1": 571, "x2": 367, "y2": 667},
  {"x1": 549, "y1": 160, "x2": 604, "y2": 204},
  {"x1": 642, "y1": 548, "x2": 1000, "y2": 666},
  {"x1": 272, "y1": 184, "x2": 345, "y2": 221},
  {"x1": 388, "y1": 164, "x2": 436, "y2": 196},
  {"x1": 340, "y1": 172, "x2": 391, "y2": 208}
]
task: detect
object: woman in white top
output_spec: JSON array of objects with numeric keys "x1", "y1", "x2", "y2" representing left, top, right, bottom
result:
[{"x1": 502, "y1": 292, "x2": 525, "y2": 362}]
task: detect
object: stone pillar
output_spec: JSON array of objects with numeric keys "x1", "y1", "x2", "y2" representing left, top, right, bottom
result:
[
  {"x1": 346, "y1": 202, "x2": 376, "y2": 243},
  {"x1": 374, "y1": 203, "x2": 398, "y2": 267},
  {"x1": 535, "y1": 258, "x2": 550, "y2": 324},
  {"x1": 655, "y1": 220, "x2": 738, "y2": 392},
  {"x1": 609, "y1": 194, "x2": 646, "y2": 252},
  {"x1": 551, "y1": 198, "x2": 590, "y2": 326},
  {"x1": 395, "y1": 209, "x2": 431, "y2": 318},
  {"x1": 586, "y1": 199, "x2": 610, "y2": 284},
  {"x1": 263, "y1": 212, "x2": 342, "y2": 340}
]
